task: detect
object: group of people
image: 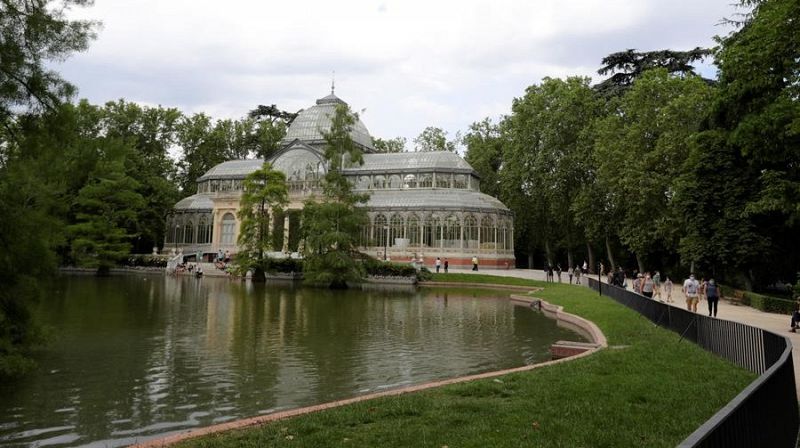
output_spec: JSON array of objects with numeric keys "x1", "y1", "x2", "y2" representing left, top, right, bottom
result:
[
  {"x1": 611, "y1": 267, "x2": 720, "y2": 317},
  {"x1": 434, "y1": 257, "x2": 450, "y2": 273},
  {"x1": 680, "y1": 274, "x2": 721, "y2": 317},
  {"x1": 544, "y1": 263, "x2": 585, "y2": 284}
]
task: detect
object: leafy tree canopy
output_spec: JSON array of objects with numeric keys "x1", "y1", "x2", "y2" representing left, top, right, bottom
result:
[
  {"x1": 595, "y1": 47, "x2": 712, "y2": 97},
  {"x1": 413, "y1": 126, "x2": 457, "y2": 152},
  {"x1": 372, "y1": 136, "x2": 407, "y2": 153}
]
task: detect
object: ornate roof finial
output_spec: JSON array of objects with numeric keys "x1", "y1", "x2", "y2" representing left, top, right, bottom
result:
[{"x1": 331, "y1": 70, "x2": 336, "y2": 95}]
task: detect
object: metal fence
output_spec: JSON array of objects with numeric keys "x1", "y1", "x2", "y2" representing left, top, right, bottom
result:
[{"x1": 587, "y1": 278, "x2": 799, "y2": 447}]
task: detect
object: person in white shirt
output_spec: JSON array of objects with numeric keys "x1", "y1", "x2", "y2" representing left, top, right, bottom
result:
[{"x1": 683, "y1": 274, "x2": 700, "y2": 312}]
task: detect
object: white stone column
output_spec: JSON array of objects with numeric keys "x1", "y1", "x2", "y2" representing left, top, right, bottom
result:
[{"x1": 282, "y1": 214, "x2": 290, "y2": 252}]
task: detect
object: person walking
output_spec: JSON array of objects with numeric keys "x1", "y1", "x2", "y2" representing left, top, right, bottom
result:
[
  {"x1": 641, "y1": 273, "x2": 655, "y2": 298},
  {"x1": 435, "y1": 257, "x2": 441, "y2": 273},
  {"x1": 444, "y1": 258, "x2": 449, "y2": 273},
  {"x1": 706, "y1": 278, "x2": 721, "y2": 317},
  {"x1": 574, "y1": 265, "x2": 581, "y2": 285},
  {"x1": 472, "y1": 256, "x2": 479, "y2": 271},
  {"x1": 556, "y1": 264, "x2": 562, "y2": 283},
  {"x1": 653, "y1": 271, "x2": 662, "y2": 300},
  {"x1": 664, "y1": 277, "x2": 673, "y2": 303},
  {"x1": 568, "y1": 267, "x2": 574, "y2": 284},
  {"x1": 683, "y1": 274, "x2": 700, "y2": 312}
]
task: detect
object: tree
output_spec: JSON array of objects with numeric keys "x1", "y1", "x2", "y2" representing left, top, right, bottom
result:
[
  {"x1": 236, "y1": 162, "x2": 288, "y2": 281},
  {"x1": 0, "y1": 0, "x2": 96, "y2": 128},
  {"x1": 68, "y1": 143, "x2": 145, "y2": 275},
  {"x1": 301, "y1": 104, "x2": 369, "y2": 288},
  {"x1": 595, "y1": 48, "x2": 712, "y2": 97},
  {"x1": 0, "y1": 0, "x2": 97, "y2": 376},
  {"x1": 413, "y1": 126, "x2": 457, "y2": 152},
  {"x1": 463, "y1": 118, "x2": 503, "y2": 198},
  {"x1": 594, "y1": 69, "x2": 714, "y2": 272},
  {"x1": 372, "y1": 136, "x2": 407, "y2": 153},
  {"x1": 677, "y1": 0, "x2": 800, "y2": 287}
]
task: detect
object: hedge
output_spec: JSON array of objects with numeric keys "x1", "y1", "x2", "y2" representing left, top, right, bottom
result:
[
  {"x1": 123, "y1": 254, "x2": 169, "y2": 268},
  {"x1": 740, "y1": 290, "x2": 796, "y2": 315}
]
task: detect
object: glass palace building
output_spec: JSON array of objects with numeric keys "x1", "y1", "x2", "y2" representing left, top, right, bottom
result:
[{"x1": 166, "y1": 92, "x2": 515, "y2": 268}]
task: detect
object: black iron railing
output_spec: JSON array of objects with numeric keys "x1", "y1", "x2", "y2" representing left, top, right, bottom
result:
[{"x1": 587, "y1": 278, "x2": 799, "y2": 447}]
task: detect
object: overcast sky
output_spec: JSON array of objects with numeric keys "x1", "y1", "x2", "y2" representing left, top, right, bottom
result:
[{"x1": 58, "y1": 0, "x2": 739, "y2": 150}]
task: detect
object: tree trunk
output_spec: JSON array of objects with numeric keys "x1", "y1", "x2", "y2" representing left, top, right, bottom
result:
[
  {"x1": 252, "y1": 266, "x2": 266, "y2": 282},
  {"x1": 636, "y1": 253, "x2": 644, "y2": 274},
  {"x1": 527, "y1": 253, "x2": 533, "y2": 269},
  {"x1": 586, "y1": 242, "x2": 595, "y2": 275},
  {"x1": 605, "y1": 236, "x2": 616, "y2": 271},
  {"x1": 544, "y1": 240, "x2": 553, "y2": 267},
  {"x1": 567, "y1": 249, "x2": 574, "y2": 273}
]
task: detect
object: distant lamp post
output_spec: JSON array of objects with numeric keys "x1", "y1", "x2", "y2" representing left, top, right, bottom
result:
[
  {"x1": 383, "y1": 225, "x2": 389, "y2": 261},
  {"x1": 175, "y1": 224, "x2": 179, "y2": 254},
  {"x1": 598, "y1": 262, "x2": 602, "y2": 296}
]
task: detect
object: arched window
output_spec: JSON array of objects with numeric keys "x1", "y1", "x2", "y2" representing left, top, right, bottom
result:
[
  {"x1": 464, "y1": 215, "x2": 478, "y2": 249},
  {"x1": 388, "y1": 175, "x2": 402, "y2": 189},
  {"x1": 423, "y1": 215, "x2": 437, "y2": 248},
  {"x1": 184, "y1": 221, "x2": 194, "y2": 244},
  {"x1": 197, "y1": 217, "x2": 208, "y2": 244},
  {"x1": 373, "y1": 175, "x2": 386, "y2": 189},
  {"x1": 407, "y1": 214, "x2": 420, "y2": 247},
  {"x1": 357, "y1": 176, "x2": 371, "y2": 190},
  {"x1": 453, "y1": 174, "x2": 468, "y2": 189},
  {"x1": 404, "y1": 174, "x2": 417, "y2": 189},
  {"x1": 389, "y1": 214, "x2": 404, "y2": 247},
  {"x1": 174, "y1": 222, "x2": 184, "y2": 245},
  {"x1": 499, "y1": 219, "x2": 508, "y2": 251},
  {"x1": 480, "y1": 216, "x2": 496, "y2": 249},
  {"x1": 373, "y1": 214, "x2": 387, "y2": 248},
  {"x1": 418, "y1": 173, "x2": 433, "y2": 188},
  {"x1": 221, "y1": 213, "x2": 236, "y2": 245},
  {"x1": 443, "y1": 215, "x2": 460, "y2": 248},
  {"x1": 436, "y1": 173, "x2": 450, "y2": 188}
]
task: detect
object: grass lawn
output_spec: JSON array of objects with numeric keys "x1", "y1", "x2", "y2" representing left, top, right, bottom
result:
[{"x1": 178, "y1": 277, "x2": 755, "y2": 447}]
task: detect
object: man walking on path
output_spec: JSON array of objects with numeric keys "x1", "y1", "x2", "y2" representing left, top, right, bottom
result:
[
  {"x1": 472, "y1": 256, "x2": 478, "y2": 271},
  {"x1": 683, "y1": 274, "x2": 700, "y2": 312},
  {"x1": 664, "y1": 277, "x2": 673, "y2": 303},
  {"x1": 444, "y1": 258, "x2": 449, "y2": 273},
  {"x1": 653, "y1": 271, "x2": 662, "y2": 299}
]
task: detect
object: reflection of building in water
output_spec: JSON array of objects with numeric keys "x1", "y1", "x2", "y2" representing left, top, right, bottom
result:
[{"x1": 166, "y1": 92, "x2": 515, "y2": 269}]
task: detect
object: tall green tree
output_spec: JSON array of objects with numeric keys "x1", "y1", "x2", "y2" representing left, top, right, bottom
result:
[
  {"x1": 68, "y1": 143, "x2": 145, "y2": 275},
  {"x1": 302, "y1": 104, "x2": 369, "y2": 289},
  {"x1": 237, "y1": 162, "x2": 288, "y2": 281},
  {"x1": 594, "y1": 69, "x2": 714, "y2": 272},
  {"x1": 413, "y1": 126, "x2": 457, "y2": 152},
  {"x1": 0, "y1": 0, "x2": 97, "y2": 376},
  {"x1": 595, "y1": 47, "x2": 712, "y2": 97},
  {"x1": 677, "y1": 0, "x2": 800, "y2": 286},
  {"x1": 463, "y1": 118, "x2": 503, "y2": 198}
]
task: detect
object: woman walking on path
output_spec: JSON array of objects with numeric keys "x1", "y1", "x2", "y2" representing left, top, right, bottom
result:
[
  {"x1": 664, "y1": 277, "x2": 673, "y2": 303},
  {"x1": 706, "y1": 279, "x2": 721, "y2": 317},
  {"x1": 641, "y1": 273, "x2": 655, "y2": 298}
]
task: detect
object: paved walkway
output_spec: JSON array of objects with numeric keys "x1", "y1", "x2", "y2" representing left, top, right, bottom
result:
[{"x1": 445, "y1": 268, "x2": 800, "y2": 396}]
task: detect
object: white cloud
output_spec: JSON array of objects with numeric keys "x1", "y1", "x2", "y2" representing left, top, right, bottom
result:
[{"x1": 58, "y1": 0, "x2": 737, "y2": 145}]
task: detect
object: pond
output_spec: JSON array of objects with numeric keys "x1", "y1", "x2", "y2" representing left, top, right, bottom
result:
[{"x1": 0, "y1": 275, "x2": 585, "y2": 447}]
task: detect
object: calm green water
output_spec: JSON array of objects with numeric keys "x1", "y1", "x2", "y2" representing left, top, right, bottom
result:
[{"x1": 0, "y1": 275, "x2": 584, "y2": 447}]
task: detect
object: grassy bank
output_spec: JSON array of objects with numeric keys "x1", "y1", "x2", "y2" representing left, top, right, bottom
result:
[{"x1": 178, "y1": 279, "x2": 755, "y2": 447}]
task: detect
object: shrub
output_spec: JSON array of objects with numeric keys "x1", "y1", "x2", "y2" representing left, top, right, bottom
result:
[
  {"x1": 263, "y1": 257, "x2": 304, "y2": 274},
  {"x1": 364, "y1": 259, "x2": 417, "y2": 278},
  {"x1": 416, "y1": 266, "x2": 433, "y2": 282},
  {"x1": 123, "y1": 254, "x2": 169, "y2": 268},
  {"x1": 739, "y1": 290, "x2": 796, "y2": 315}
]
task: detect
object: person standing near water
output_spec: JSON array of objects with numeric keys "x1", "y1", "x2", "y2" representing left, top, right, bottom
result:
[
  {"x1": 435, "y1": 257, "x2": 441, "y2": 273},
  {"x1": 444, "y1": 258, "x2": 449, "y2": 273},
  {"x1": 472, "y1": 256, "x2": 479, "y2": 271}
]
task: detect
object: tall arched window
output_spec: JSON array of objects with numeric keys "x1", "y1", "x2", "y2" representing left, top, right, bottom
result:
[
  {"x1": 221, "y1": 213, "x2": 236, "y2": 245},
  {"x1": 423, "y1": 215, "x2": 437, "y2": 248},
  {"x1": 373, "y1": 175, "x2": 386, "y2": 189},
  {"x1": 184, "y1": 221, "x2": 194, "y2": 244},
  {"x1": 373, "y1": 214, "x2": 387, "y2": 248},
  {"x1": 499, "y1": 219, "x2": 509, "y2": 251},
  {"x1": 480, "y1": 216, "x2": 496, "y2": 249},
  {"x1": 388, "y1": 175, "x2": 402, "y2": 189},
  {"x1": 443, "y1": 215, "x2": 460, "y2": 248},
  {"x1": 463, "y1": 215, "x2": 478, "y2": 249},
  {"x1": 174, "y1": 221, "x2": 184, "y2": 245},
  {"x1": 197, "y1": 217, "x2": 208, "y2": 244},
  {"x1": 407, "y1": 214, "x2": 420, "y2": 247},
  {"x1": 389, "y1": 214, "x2": 403, "y2": 247}
]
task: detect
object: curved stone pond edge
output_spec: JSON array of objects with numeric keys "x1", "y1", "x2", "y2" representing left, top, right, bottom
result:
[{"x1": 131, "y1": 291, "x2": 607, "y2": 448}]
